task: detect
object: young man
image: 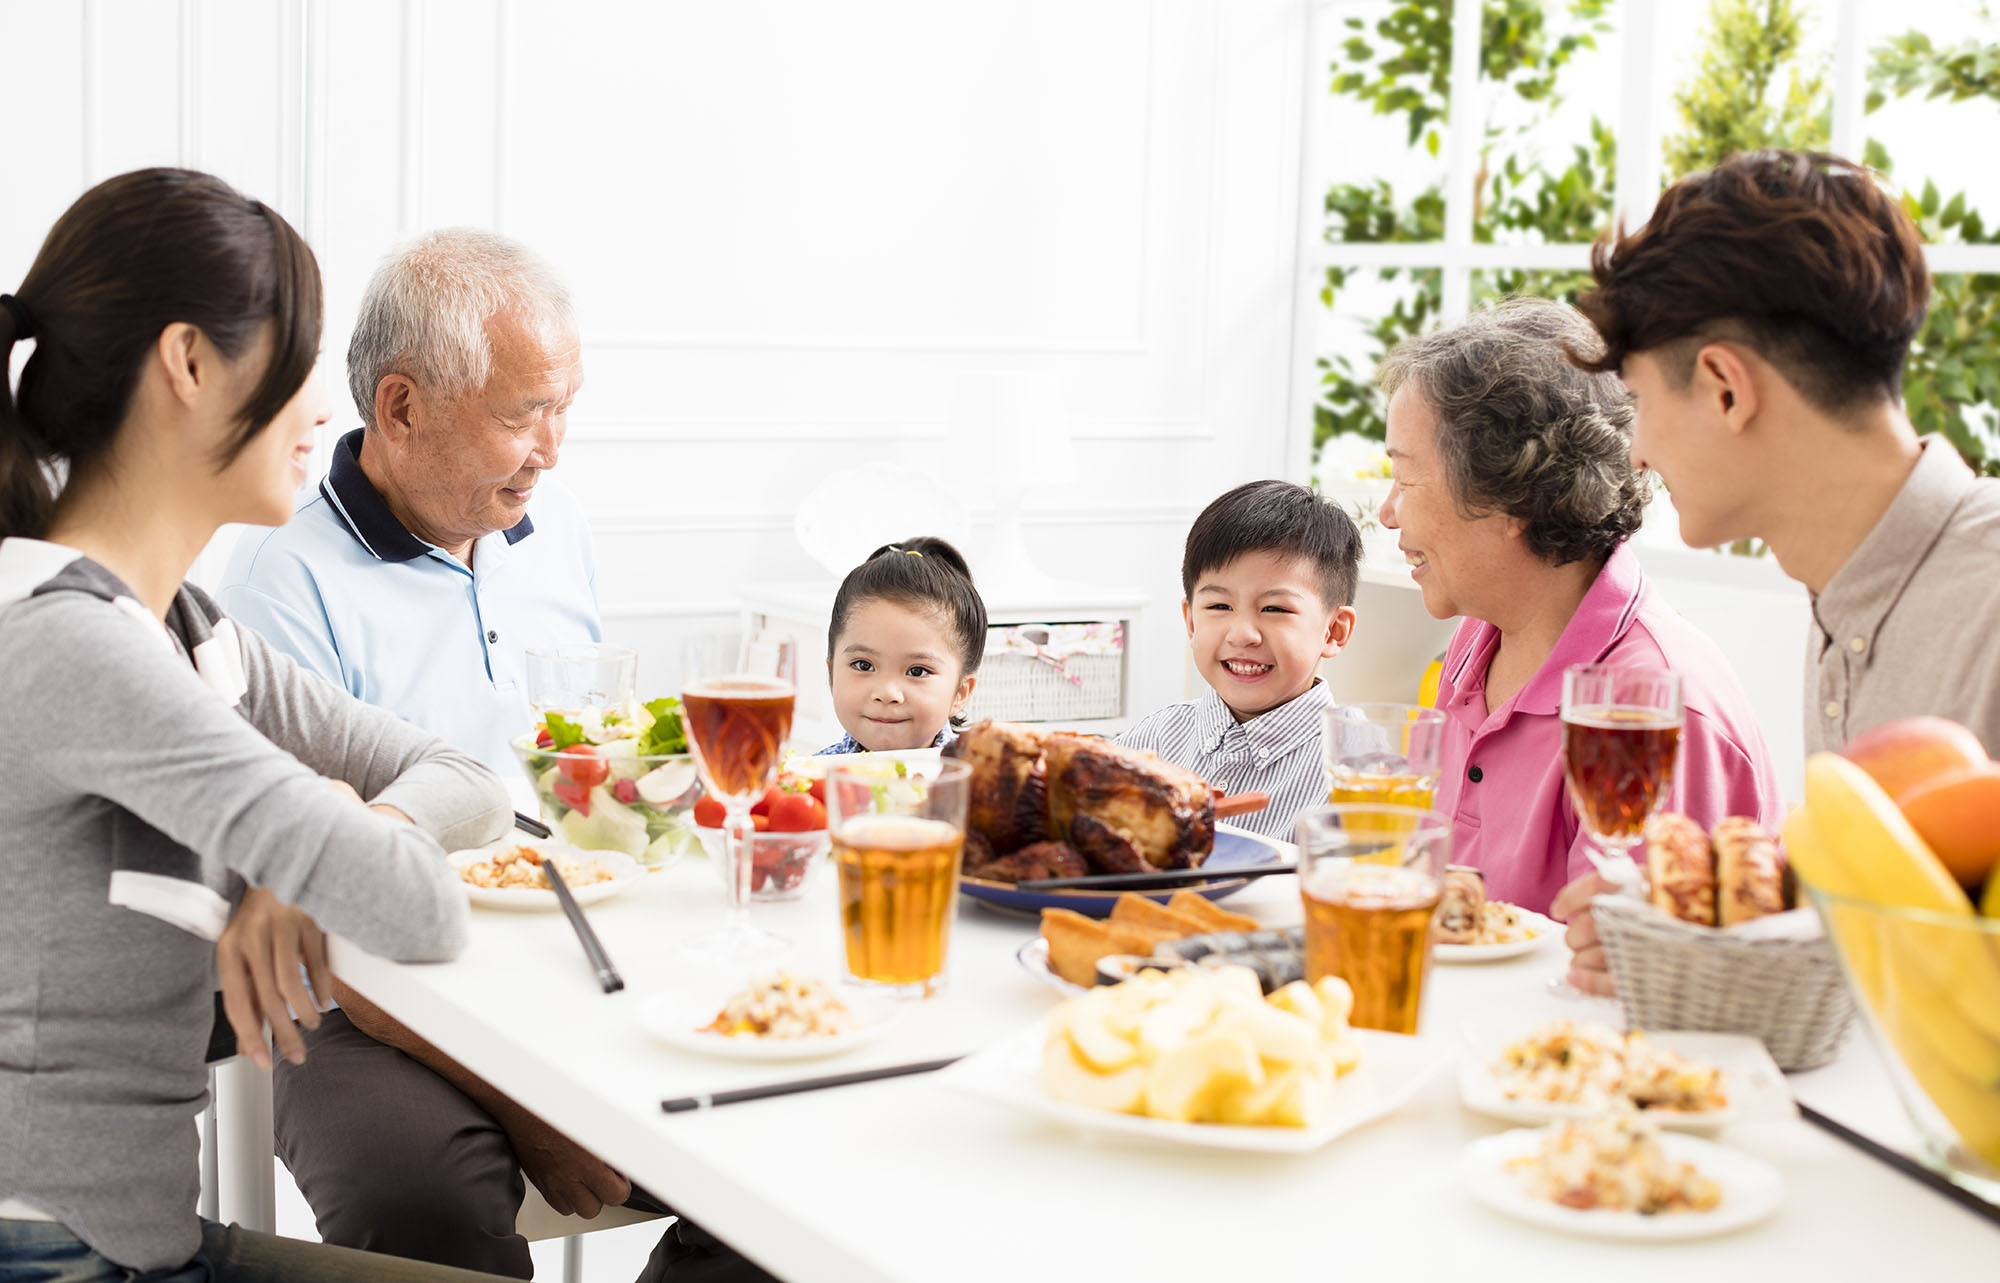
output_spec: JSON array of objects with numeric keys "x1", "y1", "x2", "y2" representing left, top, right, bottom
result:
[
  {"x1": 1118, "y1": 480, "x2": 1362, "y2": 839},
  {"x1": 1554, "y1": 149, "x2": 2000, "y2": 994}
]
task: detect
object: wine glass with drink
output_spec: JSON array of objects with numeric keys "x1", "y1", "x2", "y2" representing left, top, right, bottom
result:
[
  {"x1": 1560, "y1": 664, "x2": 1684, "y2": 881},
  {"x1": 681, "y1": 657, "x2": 798, "y2": 960},
  {"x1": 1549, "y1": 663, "x2": 1683, "y2": 999}
]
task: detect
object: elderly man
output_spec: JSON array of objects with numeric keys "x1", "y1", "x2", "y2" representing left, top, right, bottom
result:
[
  {"x1": 221, "y1": 232, "x2": 768, "y2": 1282},
  {"x1": 1552, "y1": 150, "x2": 2000, "y2": 994},
  {"x1": 222, "y1": 231, "x2": 597, "y2": 778}
]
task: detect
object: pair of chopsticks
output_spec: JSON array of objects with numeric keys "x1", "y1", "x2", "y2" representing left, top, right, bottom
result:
[
  {"x1": 1018, "y1": 861, "x2": 1296, "y2": 892},
  {"x1": 513, "y1": 811, "x2": 622, "y2": 993},
  {"x1": 1797, "y1": 1103, "x2": 2000, "y2": 1228},
  {"x1": 662, "y1": 1056, "x2": 963, "y2": 1114}
]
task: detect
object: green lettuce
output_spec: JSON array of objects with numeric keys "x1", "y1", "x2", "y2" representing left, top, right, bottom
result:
[
  {"x1": 637, "y1": 697, "x2": 688, "y2": 756},
  {"x1": 544, "y1": 713, "x2": 588, "y2": 751}
]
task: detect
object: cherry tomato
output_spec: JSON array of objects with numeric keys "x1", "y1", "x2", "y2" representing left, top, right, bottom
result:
[
  {"x1": 557, "y1": 744, "x2": 610, "y2": 789},
  {"x1": 612, "y1": 778, "x2": 640, "y2": 805},
  {"x1": 766, "y1": 793, "x2": 821, "y2": 833},
  {"x1": 692, "y1": 795, "x2": 726, "y2": 828},
  {"x1": 551, "y1": 775, "x2": 592, "y2": 816},
  {"x1": 807, "y1": 777, "x2": 827, "y2": 804},
  {"x1": 749, "y1": 786, "x2": 781, "y2": 818}
]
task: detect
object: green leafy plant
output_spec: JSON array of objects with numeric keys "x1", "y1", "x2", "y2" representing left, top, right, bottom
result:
[
  {"x1": 1318, "y1": 0, "x2": 2000, "y2": 481},
  {"x1": 1316, "y1": 0, "x2": 1615, "y2": 452}
]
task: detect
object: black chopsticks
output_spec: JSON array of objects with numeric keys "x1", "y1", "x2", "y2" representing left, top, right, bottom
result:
[
  {"x1": 661, "y1": 1056, "x2": 963, "y2": 1113},
  {"x1": 1018, "y1": 862, "x2": 1297, "y2": 892},
  {"x1": 514, "y1": 811, "x2": 552, "y2": 839},
  {"x1": 540, "y1": 858, "x2": 624, "y2": 994},
  {"x1": 1797, "y1": 1102, "x2": 2000, "y2": 1228}
]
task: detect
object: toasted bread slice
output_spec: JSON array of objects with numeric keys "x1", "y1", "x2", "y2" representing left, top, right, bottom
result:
[
  {"x1": 1040, "y1": 909, "x2": 1165, "y2": 987},
  {"x1": 1109, "y1": 895, "x2": 1210, "y2": 939},
  {"x1": 1166, "y1": 890, "x2": 1262, "y2": 933}
]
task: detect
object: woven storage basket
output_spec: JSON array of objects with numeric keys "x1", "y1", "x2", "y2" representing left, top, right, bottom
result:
[
  {"x1": 1593, "y1": 893, "x2": 1856, "y2": 1071},
  {"x1": 962, "y1": 623, "x2": 1124, "y2": 722}
]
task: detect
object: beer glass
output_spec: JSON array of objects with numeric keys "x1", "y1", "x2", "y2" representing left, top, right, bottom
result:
[
  {"x1": 1323, "y1": 703, "x2": 1447, "y2": 811},
  {"x1": 1295, "y1": 804, "x2": 1450, "y2": 1034},
  {"x1": 826, "y1": 758, "x2": 971, "y2": 998}
]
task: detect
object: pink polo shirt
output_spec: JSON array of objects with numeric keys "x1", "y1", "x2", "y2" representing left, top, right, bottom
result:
[{"x1": 1432, "y1": 543, "x2": 1785, "y2": 916}]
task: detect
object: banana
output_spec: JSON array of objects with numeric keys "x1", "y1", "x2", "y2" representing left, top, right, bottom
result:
[
  {"x1": 1784, "y1": 808, "x2": 1885, "y2": 1006},
  {"x1": 1800, "y1": 755, "x2": 1972, "y2": 910},
  {"x1": 1793, "y1": 753, "x2": 2000, "y2": 1167},
  {"x1": 1798, "y1": 755, "x2": 2000, "y2": 1019},
  {"x1": 1881, "y1": 944, "x2": 2000, "y2": 1085}
]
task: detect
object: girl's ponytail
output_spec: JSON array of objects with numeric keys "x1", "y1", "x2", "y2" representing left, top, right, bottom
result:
[{"x1": 0, "y1": 296, "x2": 55, "y2": 539}]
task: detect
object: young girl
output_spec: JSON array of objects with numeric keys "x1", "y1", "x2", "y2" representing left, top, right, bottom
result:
[
  {"x1": 817, "y1": 536, "x2": 987, "y2": 754},
  {"x1": 0, "y1": 169, "x2": 514, "y2": 1281}
]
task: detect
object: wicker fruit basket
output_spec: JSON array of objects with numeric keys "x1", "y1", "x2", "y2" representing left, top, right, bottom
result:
[{"x1": 1592, "y1": 893, "x2": 1856, "y2": 1071}]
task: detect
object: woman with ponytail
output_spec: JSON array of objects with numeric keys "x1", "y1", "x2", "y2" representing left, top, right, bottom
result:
[{"x1": 0, "y1": 169, "x2": 513, "y2": 1280}]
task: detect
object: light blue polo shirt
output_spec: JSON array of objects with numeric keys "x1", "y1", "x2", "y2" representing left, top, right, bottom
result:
[{"x1": 219, "y1": 428, "x2": 602, "y2": 780}]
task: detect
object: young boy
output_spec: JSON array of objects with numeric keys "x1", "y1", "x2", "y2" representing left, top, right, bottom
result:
[{"x1": 1119, "y1": 480, "x2": 1362, "y2": 839}]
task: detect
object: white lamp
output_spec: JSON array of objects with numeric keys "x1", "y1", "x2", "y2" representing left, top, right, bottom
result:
[{"x1": 948, "y1": 370, "x2": 1079, "y2": 600}]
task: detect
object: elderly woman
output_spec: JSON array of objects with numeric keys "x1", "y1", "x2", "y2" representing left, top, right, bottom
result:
[{"x1": 1376, "y1": 298, "x2": 1784, "y2": 976}]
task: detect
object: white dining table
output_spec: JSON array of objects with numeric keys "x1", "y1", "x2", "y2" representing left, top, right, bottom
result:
[{"x1": 327, "y1": 849, "x2": 2000, "y2": 1282}]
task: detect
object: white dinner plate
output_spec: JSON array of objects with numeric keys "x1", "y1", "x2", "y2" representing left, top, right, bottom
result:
[
  {"x1": 1015, "y1": 936, "x2": 1088, "y2": 996},
  {"x1": 1461, "y1": 1127, "x2": 1782, "y2": 1239},
  {"x1": 1434, "y1": 907, "x2": 1561, "y2": 963},
  {"x1": 1458, "y1": 1028, "x2": 1792, "y2": 1130},
  {"x1": 638, "y1": 989, "x2": 901, "y2": 1062},
  {"x1": 940, "y1": 1020, "x2": 1452, "y2": 1154},
  {"x1": 447, "y1": 841, "x2": 644, "y2": 912}
]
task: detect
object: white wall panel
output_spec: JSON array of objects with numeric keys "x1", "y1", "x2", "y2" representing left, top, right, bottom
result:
[{"x1": 4, "y1": 0, "x2": 1313, "y2": 726}]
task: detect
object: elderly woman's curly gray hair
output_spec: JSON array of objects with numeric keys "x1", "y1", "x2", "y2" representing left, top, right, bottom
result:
[{"x1": 1378, "y1": 296, "x2": 1649, "y2": 567}]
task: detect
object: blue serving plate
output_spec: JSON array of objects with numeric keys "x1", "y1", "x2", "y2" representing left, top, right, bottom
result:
[{"x1": 957, "y1": 824, "x2": 1289, "y2": 919}]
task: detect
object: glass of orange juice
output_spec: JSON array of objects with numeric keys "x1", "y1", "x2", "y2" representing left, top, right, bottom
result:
[
  {"x1": 1295, "y1": 804, "x2": 1450, "y2": 1034},
  {"x1": 1322, "y1": 703, "x2": 1446, "y2": 812},
  {"x1": 825, "y1": 758, "x2": 971, "y2": 999}
]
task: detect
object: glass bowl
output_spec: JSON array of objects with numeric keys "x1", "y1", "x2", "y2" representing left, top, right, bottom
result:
[
  {"x1": 694, "y1": 824, "x2": 832, "y2": 902},
  {"x1": 511, "y1": 733, "x2": 703, "y2": 867},
  {"x1": 1806, "y1": 884, "x2": 2000, "y2": 1202}
]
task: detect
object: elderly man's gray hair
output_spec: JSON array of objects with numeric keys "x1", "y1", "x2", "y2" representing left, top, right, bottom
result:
[
  {"x1": 1378, "y1": 296, "x2": 1649, "y2": 567},
  {"x1": 347, "y1": 229, "x2": 575, "y2": 426}
]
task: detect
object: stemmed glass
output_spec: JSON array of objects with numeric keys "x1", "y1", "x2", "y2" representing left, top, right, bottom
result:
[
  {"x1": 1549, "y1": 663, "x2": 1683, "y2": 999},
  {"x1": 1560, "y1": 664, "x2": 1685, "y2": 884},
  {"x1": 681, "y1": 642, "x2": 798, "y2": 959}
]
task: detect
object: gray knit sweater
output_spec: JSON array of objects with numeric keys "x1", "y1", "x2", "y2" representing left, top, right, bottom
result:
[{"x1": 0, "y1": 539, "x2": 509, "y2": 1270}]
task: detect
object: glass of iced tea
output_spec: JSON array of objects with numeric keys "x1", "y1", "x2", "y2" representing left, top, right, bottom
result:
[
  {"x1": 1295, "y1": 804, "x2": 1450, "y2": 1035},
  {"x1": 681, "y1": 673, "x2": 796, "y2": 958},
  {"x1": 1323, "y1": 703, "x2": 1446, "y2": 813},
  {"x1": 1560, "y1": 664, "x2": 1684, "y2": 881},
  {"x1": 826, "y1": 758, "x2": 970, "y2": 998}
]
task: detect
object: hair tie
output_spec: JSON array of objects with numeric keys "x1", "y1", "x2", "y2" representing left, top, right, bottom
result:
[{"x1": 0, "y1": 294, "x2": 34, "y2": 340}]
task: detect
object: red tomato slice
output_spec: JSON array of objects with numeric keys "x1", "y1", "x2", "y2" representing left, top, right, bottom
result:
[
  {"x1": 557, "y1": 744, "x2": 611, "y2": 789},
  {"x1": 551, "y1": 775, "x2": 592, "y2": 816}
]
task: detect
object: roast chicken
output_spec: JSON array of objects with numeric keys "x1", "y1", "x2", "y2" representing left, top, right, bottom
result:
[{"x1": 946, "y1": 720, "x2": 1215, "y2": 880}]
